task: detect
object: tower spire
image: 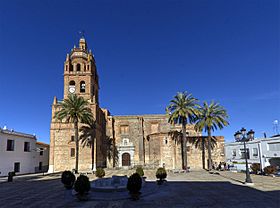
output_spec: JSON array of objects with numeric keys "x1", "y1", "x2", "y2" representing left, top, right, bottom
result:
[{"x1": 79, "y1": 30, "x2": 87, "y2": 50}]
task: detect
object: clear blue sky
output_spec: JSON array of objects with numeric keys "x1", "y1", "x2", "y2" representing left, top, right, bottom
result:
[{"x1": 0, "y1": 0, "x2": 279, "y2": 144}]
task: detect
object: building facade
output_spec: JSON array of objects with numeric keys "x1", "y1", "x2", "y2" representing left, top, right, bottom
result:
[
  {"x1": 0, "y1": 127, "x2": 49, "y2": 176},
  {"x1": 225, "y1": 136, "x2": 280, "y2": 171},
  {"x1": 49, "y1": 37, "x2": 225, "y2": 173}
]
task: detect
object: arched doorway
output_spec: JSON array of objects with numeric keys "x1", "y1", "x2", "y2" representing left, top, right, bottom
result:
[{"x1": 122, "y1": 153, "x2": 131, "y2": 166}]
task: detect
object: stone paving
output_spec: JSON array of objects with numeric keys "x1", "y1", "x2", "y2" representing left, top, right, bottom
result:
[{"x1": 0, "y1": 169, "x2": 279, "y2": 208}]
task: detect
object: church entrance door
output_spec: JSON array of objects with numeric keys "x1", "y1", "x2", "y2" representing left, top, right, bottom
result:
[{"x1": 122, "y1": 153, "x2": 131, "y2": 166}]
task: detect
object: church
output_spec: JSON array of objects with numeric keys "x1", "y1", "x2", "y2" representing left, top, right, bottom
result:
[{"x1": 48, "y1": 37, "x2": 225, "y2": 173}]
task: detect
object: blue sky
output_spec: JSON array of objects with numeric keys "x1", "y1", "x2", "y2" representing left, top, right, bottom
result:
[{"x1": 0, "y1": 0, "x2": 279, "y2": 144}]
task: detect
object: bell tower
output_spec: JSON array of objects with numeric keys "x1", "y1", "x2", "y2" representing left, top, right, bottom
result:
[{"x1": 63, "y1": 37, "x2": 99, "y2": 104}]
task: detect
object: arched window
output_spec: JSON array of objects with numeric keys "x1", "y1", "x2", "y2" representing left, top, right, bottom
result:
[
  {"x1": 65, "y1": 65, "x2": 68, "y2": 71},
  {"x1": 76, "y1": 63, "x2": 81, "y2": 71},
  {"x1": 80, "y1": 81, "x2": 86, "y2": 93},
  {"x1": 69, "y1": 64, "x2": 73, "y2": 72},
  {"x1": 84, "y1": 65, "x2": 86, "y2": 71},
  {"x1": 69, "y1": 80, "x2": 75, "y2": 86}
]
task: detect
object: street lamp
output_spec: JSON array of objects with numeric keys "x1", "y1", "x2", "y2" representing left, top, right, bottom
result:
[{"x1": 234, "y1": 128, "x2": 254, "y2": 185}]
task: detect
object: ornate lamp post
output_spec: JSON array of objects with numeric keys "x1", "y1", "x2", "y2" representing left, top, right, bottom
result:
[{"x1": 234, "y1": 128, "x2": 254, "y2": 185}]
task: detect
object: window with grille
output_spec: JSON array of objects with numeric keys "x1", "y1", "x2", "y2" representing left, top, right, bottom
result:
[
  {"x1": 252, "y1": 148, "x2": 258, "y2": 156},
  {"x1": 24, "y1": 142, "x2": 30, "y2": 152},
  {"x1": 120, "y1": 125, "x2": 129, "y2": 135},
  {"x1": 240, "y1": 148, "x2": 250, "y2": 159}
]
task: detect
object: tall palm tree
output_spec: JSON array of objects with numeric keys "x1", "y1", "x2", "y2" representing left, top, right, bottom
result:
[
  {"x1": 79, "y1": 119, "x2": 96, "y2": 170},
  {"x1": 195, "y1": 101, "x2": 229, "y2": 170},
  {"x1": 166, "y1": 91, "x2": 199, "y2": 171},
  {"x1": 54, "y1": 94, "x2": 93, "y2": 173},
  {"x1": 189, "y1": 136, "x2": 217, "y2": 169}
]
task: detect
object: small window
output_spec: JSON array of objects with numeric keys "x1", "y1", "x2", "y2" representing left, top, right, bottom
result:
[
  {"x1": 120, "y1": 125, "x2": 129, "y2": 135},
  {"x1": 232, "y1": 149, "x2": 236, "y2": 157},
  {"x1": 87, "y1": 65, "x2": 89, "y2": 70},
  {"x1": 14, "y1": 162, "x2": 20, "y2": 173},
  {"x1": 7, "y1": 140, "x2": 14, "y2": 151},
  {"x1": 69, "y1": 80, "x2": 75, "y2": 86},
  {"x1": 80, "y1": 81, "x2": 86, "y2": 93},
  {"x1": 69, "y1": 64, "x2": 73, "y2": 72},
  {"x1": 70, "y1": 148, "x2": 75, "y2": 157},
  {"x1": 240, "y1": 148, "x2": 250, "y2": 159},
  {"x1": 84, "y1": 65, "x2": 86, "y2": 71},
  {"x1": 76, "y1": 63, "x2": 81, "y2": 71},
  {"x1": 40, "y1": 148, "x2": 44, "y2": 156},
  {"x1": 253, "y1": 148, "x2": 258, "y2": 156},
  {"x1": 65, "y1": 65, "x2": 68, "y2": 71},
  {"x1": 71, "y1": 136, "x2": 75, "y2": 142},
  {"x1": 24, "y1": 142, "x2": 30, "y2": 152},
  {"x1": 165, "y1": 137, "x2": 168, "y2": 145}
]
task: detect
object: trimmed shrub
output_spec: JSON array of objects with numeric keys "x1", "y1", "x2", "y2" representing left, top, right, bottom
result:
[
  {"x1": 156, "y1": 167, "x2": 167, "y2": 182},
  {"x1": 74, "y1": 175, "x2": 90, "y2": 196},
  {"x1": 136, "y1": 167, "x2": 144, "y2": 177},
  {"x1": 127, "y1": 173, "x2": 142, "y2": 194},
  {"x1": 264, "y1": 166, "x2": 277, "y2": 175},
  {"x1": 95, "y1": 168, "x2": 105, "y2": 178},
  {"x1": 250, "y1": 163, "x2": 260, "y2": 174},
  {"x1": 61, "y1": 170, "x2": 76, "y2": 189}
]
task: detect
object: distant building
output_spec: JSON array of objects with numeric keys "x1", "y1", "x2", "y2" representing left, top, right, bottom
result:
[
  {"x1": 0, "y1": 127, "x2": 49, "y2": 176},
  {"x1": 225, "y1": 136, "x2": 280, "y2": 171},
  {"x1": 49, "y1": 37, "x2": 225, "y2": 173}
]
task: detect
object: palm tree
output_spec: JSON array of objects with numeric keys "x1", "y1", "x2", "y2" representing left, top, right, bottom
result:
[
  {"x1": 54, "y1": 94, "x2": 93, "y2": 173},
  {"x1": 189, "y1": 136, "x2": 217, "y2": 169},
  {"x1": 79, "y1": 119, "x2": 96, "y2": 170},
  {"x1": 166, "y1": 91, "x2": 199, "y2": 171},
  {"x1": 195, "y1": 101, "x2": 229, "y2": 170}
]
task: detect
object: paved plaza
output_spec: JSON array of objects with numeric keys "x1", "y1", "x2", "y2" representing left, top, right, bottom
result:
[{"x1": 0, "y1": 170, "x2": 279, "y2": 208}]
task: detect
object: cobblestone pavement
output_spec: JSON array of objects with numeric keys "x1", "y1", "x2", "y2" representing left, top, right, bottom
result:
[{"x1": 0, "y1": 170, "x2": 279, "y2": 208}]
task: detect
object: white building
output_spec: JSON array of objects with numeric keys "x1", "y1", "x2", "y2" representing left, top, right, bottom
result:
[
  {"x1": 225, "y1": 135, "x2": 280, "y2": 171},
  {"x1": 0, "y1": 127, "x2": 49, "y2": 176}
]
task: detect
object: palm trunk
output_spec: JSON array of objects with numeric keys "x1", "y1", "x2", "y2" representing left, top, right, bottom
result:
[
  {"x1": 202, "y1": 139, "x2": 205, "y2": 169},
  {"x1": 74, "y1": 119, "x2": 79, "y2": 173},
  {"x1": 207, "y1": 127, "x2": 212, "y2": 170},
  {"x1": 182, "y1": 119, "x2": 187, "y2": 171},
  {"x1": 91, "y1": 138, "x2": 94, "y2": 170}
]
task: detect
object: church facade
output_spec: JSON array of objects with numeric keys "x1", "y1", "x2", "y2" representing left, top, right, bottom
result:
[{"x1": 49, "y1": 38, "x2": 225, "y2": 173}]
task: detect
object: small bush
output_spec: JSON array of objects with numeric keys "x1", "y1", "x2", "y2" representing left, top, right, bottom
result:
[
  {"x1": 74, "y1": 175, "x2": 90, "y2": 196},
  {"x1": 156, "y1": 167, "x2": 167, "y2": 181},
  {"x1": 136, "y1": 167, "x2": 144, "y2": 177},
  {"x1": 95, "y1": 168, "x2": 105, "y2": 178},
  {"x1": 250, "y1": 163, "x2": 260, "y2": 174},
  {"x1": 127, "y1": 173, "x2": 142, "y2": 194},
  {"x1": 61, "y1": 170, "x2": 76, "y2": 189},
  {"x1": 264, "y1": 166, "x2": 277, "y2": 175}
]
